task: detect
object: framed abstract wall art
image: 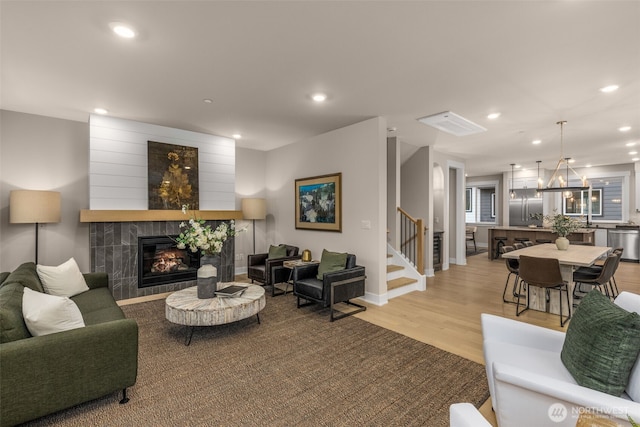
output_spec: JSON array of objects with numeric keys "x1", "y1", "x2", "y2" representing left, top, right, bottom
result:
[{"x1": 295, "y1": 173, "x2": 342, "y2": 232}]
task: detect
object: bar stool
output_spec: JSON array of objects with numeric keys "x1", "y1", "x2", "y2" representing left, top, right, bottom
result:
[
  {"x1": 501, "y1": 246, "x2": 522, "y2": 304},
  {"x1": 514, "y1": 237, "x2": 529, "y2": 244},
  {"x1": 523, "y1": 241, "x2": 534, "y2": 247},
  {"x1": 513, "y1": 242, "x2": 525, "y2": 250},
  {"x1": 536, "y1": 239, "x2": 552, "y2": 244},
  {"x1": 494, "y1": 236, "x2": 508, "y2": 259}
]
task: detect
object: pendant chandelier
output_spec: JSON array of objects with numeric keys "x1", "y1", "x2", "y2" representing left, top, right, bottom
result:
[{"x1": 538, "y1": 121, "x2": 590, "y2": 196}]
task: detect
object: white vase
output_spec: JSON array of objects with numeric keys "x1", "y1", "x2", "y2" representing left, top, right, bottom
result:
[{"x1": 555, "y1": 237, "x2": 570, "y2": 251}]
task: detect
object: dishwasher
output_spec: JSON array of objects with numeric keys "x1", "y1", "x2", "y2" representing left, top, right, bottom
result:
[{"x1": 608, "y1": 225, "x2": 640, "y2": 262}]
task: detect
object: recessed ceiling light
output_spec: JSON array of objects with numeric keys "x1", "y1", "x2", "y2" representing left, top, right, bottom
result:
[
  {"x1": 487, "y1": 112, "x2": 501, "y2": 120},
  {"x1": 532, "y1": 139, "x2": 541, "y2": 145},
  {"x1": 629, "y1": 151, "x2": 638, "y2": 155},
  {"x1": 568, "y1": 159, "x2": 576, "y2": 164},
  {"x1": 626, "y1": 142, "x2": 637, "y2": 147},
  {"x1": 311, "y1": 93, "x2": 327, "y2": 102},
  {"x1": 109, "y1": 22, "x2": 136, "y2": 39},
  {"x1": 633, "y1": 158, "x2": 640, "y2": 162},
  {"x1": 232, "y1": 134, "x2": 242, "y2": 139},
  {"x1": 94, "y1": 108, "x2": 108, "y2": 115},
  {"x1": 203, "y1": 99, "x2": 213, "y2": 104},
  {"x1": 619, "y1": 126, "x2": 632, "y2": 132},
  {"x1": 585, "y1": 164, "x2": 592, "y2": 168},
  {"x1": 514, "y1": 164, "x2": 521, "y2": 169},
  {"x1": 600, "y1": 85, "x2": 619, "y2": 93}
]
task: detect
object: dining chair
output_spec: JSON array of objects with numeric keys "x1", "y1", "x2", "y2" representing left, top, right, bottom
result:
[
  {"x1": 516, "y1": 255, "x2": 571, "y2": 327},
  {"x1": 465, "y1": 226, "x2": 477, "y2": 253},
  {"x1": 573, "y1": 253, "x2": 619, "y2": 300},
  {"x1": 573, "y1": 247, "x2": 623, "y2": 298}
]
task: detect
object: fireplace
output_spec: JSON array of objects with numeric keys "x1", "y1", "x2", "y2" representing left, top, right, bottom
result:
[{"x1": 138, "y1": 236, "x2": 199, "y2": 288}]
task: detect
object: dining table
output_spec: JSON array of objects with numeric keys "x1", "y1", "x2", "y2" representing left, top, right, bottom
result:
[{"x1": 501, "y1": 243, "x2": 612, "y2": 314}]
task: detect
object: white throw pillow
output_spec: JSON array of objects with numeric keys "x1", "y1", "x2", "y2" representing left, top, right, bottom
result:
[
  {"x1": 22, "y1": 288, "x2": 85, "y2": 336},
  {"x1": 36, "y1": 257, "x2": 89, "y2": 297}
]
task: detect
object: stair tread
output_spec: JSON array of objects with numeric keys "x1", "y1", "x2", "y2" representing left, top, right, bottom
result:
[
  {"x1": 387, "y1": 264, "x2": 404, "y2": 273},
  {"x1": 387, "y1": 277, "x2": 418, "y2": 290}
]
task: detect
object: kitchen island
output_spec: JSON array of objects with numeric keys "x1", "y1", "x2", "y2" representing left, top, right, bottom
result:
[{"x1": 488, "y1": 226, "x2": 595, "y2": 260}]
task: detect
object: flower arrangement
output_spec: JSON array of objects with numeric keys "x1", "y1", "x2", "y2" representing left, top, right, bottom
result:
[
  {"x1": 532, "y1": 211, "x2": 583, "y2": 237},
  {"x1": 175, "y1": 205, "x2": 242, "y2": 255}
]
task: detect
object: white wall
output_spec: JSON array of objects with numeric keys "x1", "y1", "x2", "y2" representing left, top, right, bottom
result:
[
  {"x1": 265, "y1": 117, "x2": 388, "y2": 305},
  {"x1": 1, "y1": 110, "x2": 90, "y2": 271},
  {"x1": 387, "y1": 137, "x2": 400, "y2": 249},
  {"x1": 401, "y1": 146, "x2": 431, "y2": 273},
  {"x1": 89, "y1": 115, "x2": 235, "y2": 210}
]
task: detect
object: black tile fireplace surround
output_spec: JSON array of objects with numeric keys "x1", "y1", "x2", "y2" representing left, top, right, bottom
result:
[{"x1": 90, "y1": 220, "x2": 235, "y2": 301}]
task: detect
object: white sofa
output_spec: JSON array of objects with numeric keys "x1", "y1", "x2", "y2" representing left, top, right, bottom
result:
[
  {"x1": 482, "y1": 291, "x2": 640, "y2": 427},
  {"x1": 449, "y1": 403, "x2": 492, "y2": 427}
]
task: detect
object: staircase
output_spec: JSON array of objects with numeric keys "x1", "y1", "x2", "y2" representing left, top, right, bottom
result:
[{"x1": 386, "y1": 244, "x2": 426, "y2": 299}]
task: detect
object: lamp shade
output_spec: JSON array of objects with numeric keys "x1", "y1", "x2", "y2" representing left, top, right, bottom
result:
[
  {"x1": 10, "y1": 190, "x2": 61, "y2": 224},
  {"x1": 241, "y1": 198, "x2": 266, "y2": 220}
]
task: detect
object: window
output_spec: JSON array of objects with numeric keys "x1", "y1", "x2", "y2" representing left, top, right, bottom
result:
[
  {"x1": 465, "y1": 182, "x2": 498, "y2": 224},
  {"x1": 564, "y1": 189, "x2": 602, "y2": 216},
  {"x1": 561, "y1": 174, "x2": 626, "y2": 222}
]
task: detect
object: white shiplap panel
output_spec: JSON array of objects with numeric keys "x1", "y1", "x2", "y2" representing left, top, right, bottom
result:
[
  {"x1": 199, "y1": 192, "x2": 236, "y2": 210},
  {"x1": 90, "y1": 149, "x2": 146, "y2": 166},
  {"x1": 199, "y1": 172, "x2": 235, "y2": 184},
  {"x1": 198, "y1": 144, "x2": 235, "y2": 157},
  {"x1": 90, "y1": 186, "x2": 147, "y2": 200},
  {"x1": 198, "y1": 161, "x2": 235, "y2": 175},
  {"x1": 90, "y1": 137, "x2": 148, "y2": 155},
  {"x1": 90, "y1": 198, "x2": 149, "y2": 210},
  {"x1": 90, "y1": 174, "x2": 147, "y2": 189},
  {"x1": 91, "y1": 115, "x2": 232, "y2": 146},
  {"x1": 89, "y1": 162, "x2": 147, "y2": 177},
  {"x1": 89, "y1": 115, "x2": 235, "y2": 210},
  {"x1": 198, "y1": 182, "x2": 235, "y2": 193},
  {"x1": 199, "y1": 152, "x2": 235, "y2": 167}
]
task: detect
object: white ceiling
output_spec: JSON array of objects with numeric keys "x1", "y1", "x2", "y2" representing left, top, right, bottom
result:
[{"x1": 1, "y1": 1, "x2": 639, "y2": 177}]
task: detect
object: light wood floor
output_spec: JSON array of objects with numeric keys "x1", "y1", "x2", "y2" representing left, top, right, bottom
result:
[
  {"x1": 355, "y1": 252, "x2": 640, "y2": 426},
  {"x1": 121, "y1": 253, "x2": 640, "y2": 426}
]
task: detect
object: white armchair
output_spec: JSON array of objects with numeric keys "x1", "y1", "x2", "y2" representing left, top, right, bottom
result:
[
  {"x1": 482, "y1": 291, "x2": 640, "y2": 427},
  {"x1": 449, "y1": 403, "x2": 492, "y2": 427}
]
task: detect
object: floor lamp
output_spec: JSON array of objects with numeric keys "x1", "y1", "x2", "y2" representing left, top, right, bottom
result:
[
  {"x1": 241, "y1": 198, "x2": 266, "y2": 254},
  {"x1": 10, "y1": 190, "x2": 61, "y2": 264}
]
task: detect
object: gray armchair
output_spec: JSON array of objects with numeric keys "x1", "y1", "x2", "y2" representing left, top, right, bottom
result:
[
  {"x1": 247, "y1": 245, "x2": 300, "y2": 294},
  {"x1": 292, "y1": 253, "x2": 366, "y2": 321}
]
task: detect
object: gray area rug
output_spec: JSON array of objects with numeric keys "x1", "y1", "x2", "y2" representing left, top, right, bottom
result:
[{"x1": 25, "y1": 292, "x2": 489, "y2": 426}]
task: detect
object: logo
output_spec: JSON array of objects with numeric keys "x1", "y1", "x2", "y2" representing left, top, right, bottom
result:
[{"x1": 548, "y1": 403, "x2": 568, "y2": 423}]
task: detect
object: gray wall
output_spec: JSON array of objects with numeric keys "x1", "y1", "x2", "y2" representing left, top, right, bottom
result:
[
  {"x1": 1, "y1": 110, "x2": 90, "y2": 271},
  {"x1": 265, "y1": 117, "x2": 388, "y2": 304}
]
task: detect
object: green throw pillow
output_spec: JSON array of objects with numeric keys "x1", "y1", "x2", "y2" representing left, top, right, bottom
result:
[
  {"x1": 316, "y1": 249, "x2": 348, "y2": 280},
  {"x1": 268, "y1": 244, "x2": 287, "y2": 259},
  {"x1": 0, "y1": 282, "x2": 31, "y2": 343},
  {"x1": 561, "y1": 290, "x2": 640, "y2": 396},
  {"x1": 3, "y1": 262, "x2": 46, "y2": 293}
]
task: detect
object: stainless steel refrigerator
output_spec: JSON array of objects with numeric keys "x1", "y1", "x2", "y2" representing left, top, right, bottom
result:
[{"x1": 509, "y1": 188, "x2": 544, "y2": 226}]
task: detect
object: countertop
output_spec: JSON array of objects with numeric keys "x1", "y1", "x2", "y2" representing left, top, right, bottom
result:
[{"x1": 489, "y1": 226, "x2": 595, "y2": 233}]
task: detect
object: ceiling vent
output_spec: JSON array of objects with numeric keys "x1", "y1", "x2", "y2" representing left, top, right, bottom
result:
[{"x1": 417, "y1": 111, "x2": 487, "y2": 136}]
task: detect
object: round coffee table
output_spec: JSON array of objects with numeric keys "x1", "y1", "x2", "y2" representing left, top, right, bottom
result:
[{"x1": 165, "y1": 283, "x2": 266, "y2": 345}]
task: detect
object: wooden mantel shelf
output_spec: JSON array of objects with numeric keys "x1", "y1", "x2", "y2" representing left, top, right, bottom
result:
[{"x1": 80, "y1": 209, "x2": 243, "y2": 223}]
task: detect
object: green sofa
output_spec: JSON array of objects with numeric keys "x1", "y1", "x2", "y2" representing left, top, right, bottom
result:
[{"x1": 0, "y1": 262, "x2": 138, "y2": 427}]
